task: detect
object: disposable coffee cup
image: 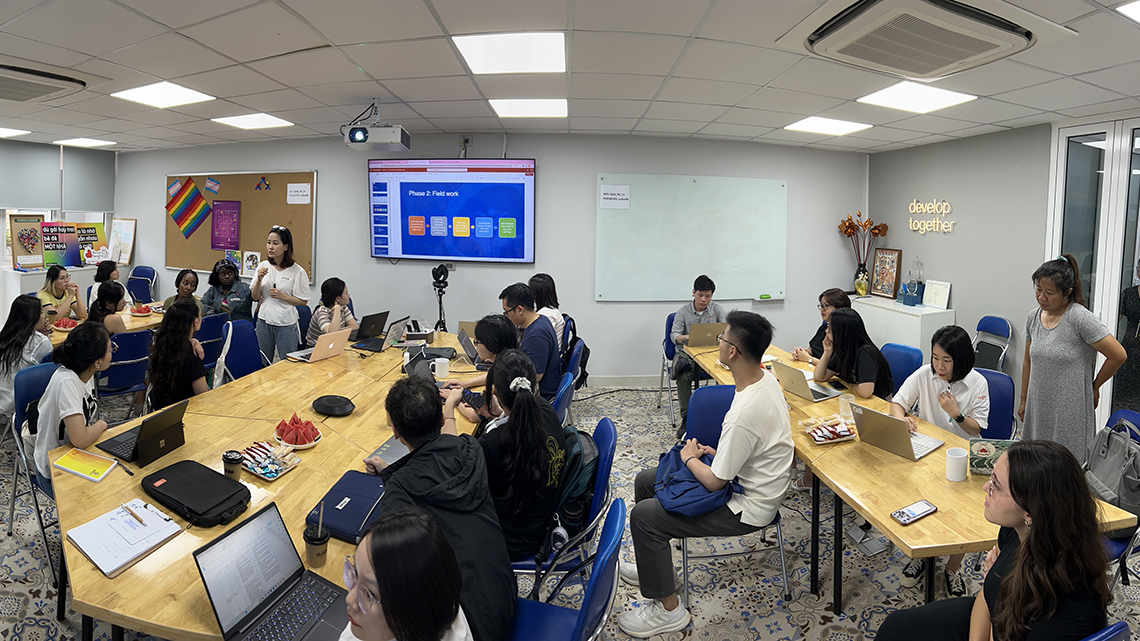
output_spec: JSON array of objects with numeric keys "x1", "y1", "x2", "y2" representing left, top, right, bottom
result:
[
  {"x1": 222, "y1": 450, "x2": 243, "y2": 480},
  {"x1": 838, "y1": 394, "x2": 856, "y2": 422},
  {"x1": 303, "y1": 524, "x2": 329, "y2": 567},
  {"x1": 429, "y1": 357, "x2": 449, "y2": 378},
  {"x1": 946, "y1": 447, "x2": 968, "y2": 482}
]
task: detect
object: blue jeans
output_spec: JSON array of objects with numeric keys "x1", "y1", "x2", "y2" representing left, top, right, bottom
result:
[
  {"x1": 35, "y1": 471, "x2": 55, "y2": 499},
  {"x1": 256, "y1": 319, "x2": 300, "y2": 364}
]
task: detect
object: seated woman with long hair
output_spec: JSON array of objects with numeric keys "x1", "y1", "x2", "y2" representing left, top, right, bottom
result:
[
  {"x1": 471, "y1": 348, "x2": 567, "y2": 560},
  {"x1": 812, "y1": 307, "x2": 893, "y2": 399},
  {"x1": 877, "y1": 440, "x2": 1111, "y2": 641},
  {"x1": 88, "y1": 281, "x2": 129, "y2": 336},
  {"x1": 147, "y1": 299, "x2": 208, "y2": 411},
  {"x1": 89, "y1": 260, "x2": 131, "y2": 308},
  {"x1": 448, "y1": 314, "x2": 519, "y2": 427},
  {"x1": 0, "y1": 295, "x2": 53, "y2": 421},
  {"x1": 342, "y1": 506, "x2": 472, "y2": 641},
  {"x1": 37, "y1": 264, "x2": 87, "y2": 320}
]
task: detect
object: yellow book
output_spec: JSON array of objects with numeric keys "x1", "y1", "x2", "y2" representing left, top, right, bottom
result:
[{"x1": 53, "y1": 448, "x2": 118, "y2": 482}]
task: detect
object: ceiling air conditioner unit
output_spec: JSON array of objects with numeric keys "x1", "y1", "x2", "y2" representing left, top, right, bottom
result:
[
  {"x1": 0, "y1": 56, "x2": 109, "y2": 102},
  {"x1": 775, "y1": 0, "x2": 1075, "y2": 80}
]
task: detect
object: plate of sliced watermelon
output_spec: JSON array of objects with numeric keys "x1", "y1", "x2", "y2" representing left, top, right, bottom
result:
[
  {"x1": 129, "y1": 304, "x2": 152, "y2": 317},
  {"x1": 274, "y1": 413, "x2": 322, "y2": 449},
  {"x1": 53, "y1": 318, "x2": 78, "y2": 332}
]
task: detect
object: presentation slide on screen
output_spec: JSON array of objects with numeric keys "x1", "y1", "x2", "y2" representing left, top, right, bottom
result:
[{"x1": 368, "y1": 159, "x2": 535, "y2": 263}]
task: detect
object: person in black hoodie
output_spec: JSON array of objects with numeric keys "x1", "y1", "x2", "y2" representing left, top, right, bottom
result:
[{"x1": 363, "y1": 376, "x2": 515, "y2": 641}]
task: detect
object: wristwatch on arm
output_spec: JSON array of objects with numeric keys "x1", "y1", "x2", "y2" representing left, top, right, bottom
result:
[{"x1": 953, "y1": 413, "x2": 965, "y2": 424}]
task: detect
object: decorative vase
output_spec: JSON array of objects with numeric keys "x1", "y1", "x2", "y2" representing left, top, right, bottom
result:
[{"x1": 854, "y1": 263, "x2": 869, "y2": 297}]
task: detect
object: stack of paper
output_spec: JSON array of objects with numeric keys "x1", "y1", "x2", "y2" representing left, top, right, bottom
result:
[{"x1": 66, "y1": 499, "x2": 182, "y2": 578}]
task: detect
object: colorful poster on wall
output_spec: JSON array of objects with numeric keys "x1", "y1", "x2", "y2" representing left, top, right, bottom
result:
[
  {"x1": 211, "y1": 200, "x2": 241, "y2": 250},
  {"x1": 109, "y1": 218, "x2": 136, "y2": 265},
  {"x1": 242, "y1": 251, "x2": 261, "y2": 276},
  {"x1": 8, "y1": 214, "x2": 44, "y2": 268},
  {"x1": 76, "y1": 223, "x2": 110, "y2": 265},
  {"x1": 167, "y1": 179, "x2": 211, "y2": 239},
  {"x1": 41, "y1": 222, "x2": 81, "y2": 267},
  {"x1": 224, "y1": 249, "x2": 241, "y2": 266}
]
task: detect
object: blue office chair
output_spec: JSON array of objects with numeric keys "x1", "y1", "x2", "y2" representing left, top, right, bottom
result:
[
  {"x1": 881, "y1": 342, "x2": 922, "y2": 395},
  {"x1": 552, "y1": 372, "x2": 574, "y2": 426},
  {"x1": 561, "y1": 313, "x2": 574, "y2": 354},
  {"x1": 97, "y1": 330, "x2": 151, "y2": 408},
  {"x1": 976, "y1": 368, "x2": 1014, "y2": 440},
  {"x1": 126, "y1": 278, "x2": 153, "y2": 304},
  {"x1": 657, "y1": 312, "x2": 679, "y2": 425},
  {"x1": 1079, "y1": 621, "x2": 1129, "y2": 641},
  {"x1": 298, "y1": 305, "x2": 313, "y2": 347},
  {"x1": 85, "y1": 285, "x2": 92, "y2": 307},
  {"x1": 217, "y1": 320, "x2": 264, "y2": 383},
  {"x1": 566, "y1": 340, "x2": 584, "y2": 381},
  {"x1": 40, "y1": 352, "x2": 54, "y2": 364},
  {"x1": 196, "y1": 313, "x2": 227, "y2": 371},
  {"x1": 973, "y1": 315, "x2": 1012, "y2": 371},
  {"x1": 506, "y1": 498, "x2": 626, "y2": 641},
  {"x1": 128, "y1": 265, "x2": 156, "y2": 286},
  {"x1": 681, "y1": 384, "x2": 791, "y2": 603},
  {"x1": 5, "y1": 363, "x2": 60, "y2": 589}
]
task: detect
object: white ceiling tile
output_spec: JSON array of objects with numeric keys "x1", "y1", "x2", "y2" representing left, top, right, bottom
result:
[
  {"x1": 572, "y1": 130, "x2": 630, "y2": 137},
  {"x1": 758, "y1": 129, "x2": 832, "y2": 144},
  {"x1": 409, "y1": 101, "x2": 494, "y2": 118},
  {"x1": 176, "y1": 66, "x2": 286, "y2": 98},
  {"x1": 1004, "y1": 0, "x2": 1098, "y2": 24},
  {"x1": 570, "y1": 74, "x2": 664, "y2": 100},
  {"x1": 262, "y1": 126, "x2": 324, "y2": 139},
  {"x1": 180, "y1": 3, "x2": 327, "y2": 63},
  {"x1": 769, "y1": 58, "x2": 896, "y2": 100},
  {"x1": 168, "y1": 120, "x2": 234, "y2": 135},
  {"x1": 698, "y1": 0, "x2": 822, "y2": 48},
  {"x1": 889, "y1": 114, "x2": 979, "y2": 134},
  {"x1": 813, "y1": 102, "x2": 911, "y2": 126},
  {"x1": 474, "y1": 75, "x2": 568, "y2": 99},
  {"x1": 644, "y1": 102, "x2": 727, "y2": 121},
  {"x1": 0, "y1": 0, "x2": 40, "y2": 24},
  {"x1": 717, "y1": 107, "x2": 801, "y2": 128},
  {"x1": 68, "y1": 94, "x2": 155, "y2": 117},
  {"x1": 270, "y1": 106, "x2": 355, "y2": 124},
  {"x1": 382, "y1": 77, "x2": 481, "y2": 101},
  {"x1": 571, "y1": 33, "x2": 686, "y2": 75},
  {"x1": 1079, "y1": 61, "x2": 1140, "y2": 96},
  {"x1": 167, "y1": 98, "x2": 259, "y2": 119},
  {"x1": 905, "y1": 134, "x2": 955, "y2": 146},
  {"x1": 634, "y1": 119, "x2": 704, "y2": 133},
  {"x1": 847, "y1": 126, "x2": 925, "y2": 143},
  {"x1": 280, "y1": 0, "x2": 441, "y2": 45},
  {"x1": 0, "y1": 101, "x2": 50, "y2": 118},
  {"x1": 0, "y1": 33, "x2": 89, "y2": 67},
  {"x1": 575, "y1": 0, "x2": 712, "y2": 36},
  {"x1": 691, "y1": 133, "x2": 752, "y2": 141},
  {"x1": 116, "y1": 0, "x2": 261, "y2": 29},
  {"x1": 931, "y1": 98, "x2": 1043, "y2": 124},
  {"x1": 870, "y1": 142, "x2": 914, "y2": 153},
  {"x1": 203, "y1": 128, "x2": 272, "y2": 141},
  {"x1": 499, "y1": 118, "x2": 567, "y2": 130},
  {"x1": 807, "y1": 135, "x2": 879, "y2": 150},
  {"x1": 247, "y1": 49, "x2": 368, "y2": 87},
  {"x1": 368, "y1": 103, "x2": 424, "y2": 121},
  {"x1": 696, "y1": 122, "x2": 775, "y2": 137},
  {"x1": 232, "y1": 89, "x2": 324, "y2": 112},
  {"x1": 656, "y1": 78, "x2": 757, "y2": 106},
  {"x1": 84, "y1": 118, "x2": 145, "y2": 132},
  {"x1": 127, "y1": 109, "x2": 198, "y2": 126},
  {"x1": 932, "y1": 60, "x2": 1062, "y2": 96},
  {"x1": 1, "y1": 0, "x2": 166, "y2": 57},
  {"x1": 569, "y1": 99, "x2": 650, "y2": 117},
  {"x1": 994, "y1": 78, "x2": 1124, "y2": 110},
  {"x1": 104, "y1": 33, "x2": 233, "y2": 80},
  {"x1": 167, "y1": 132, "x2": 224, "y2": 144},
  {"x1": 297, "y1": 81, "x2": 393, "y2": 106},
  {"x1": 344, "y1": 40, "x2": 465, "y2": 80},
  {"x1": 69, "y1": 59, "x2": 164, "y2": 95},
  {"x1": 396, "y1": 119, "x2": 441, "y2": 133},
  {"x1": 30, "y1": 108, "x2": 104, "y2": 126},
  {"x1": 569, "y1": 117, "x2": 639, "y2": 130},
  {"x1": 995, "y1": 114, "x2": 1058, "y2": 128},
  {"x1": 674, "y1": 41, "x2": 801, "y2": 85},
  {"x1": 947, "y1": 124, "x2": 1013, "y2": 139},
  {"x1": 738, "y1": 87, "x2": 844, "y2": 114},
  {"x1": 100, "y1": 132, "x2": 159, "y2": 143},
  {"x1": 1012, "y1": 13, "x2": 1140, "y2": 75},
  {"x1": 39, "y1": 90, "x2": 100, "y2": 108},
  {"x1": 431, "y1": 0, "x2": 566, "y2": 34},
  {"x1": 805, "y1": 142, "x2": 868, "y2": 153},
  {"x1": 131, "y1": 125, "x2": 194, "y2": 139},
  {"x1": 425, "y1": 117, "x2": 504, "y2": 132},
  {"x1": 1056, "y1": 97, "x2": 1140, "y2": 118}
]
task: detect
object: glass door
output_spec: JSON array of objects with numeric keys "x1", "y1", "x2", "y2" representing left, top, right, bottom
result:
[{"x1": 1111, "y1": 124, "x2": 1140, "y2": 416}]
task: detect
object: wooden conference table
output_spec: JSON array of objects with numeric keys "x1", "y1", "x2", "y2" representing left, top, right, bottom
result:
[
  {"x1": 49, "y1": 310, "x2": 164, "y2": 346},
  {"x1": 49, "y1": 332, "x2": 480, "y2": 641},
  {"x1": 685, "y1": 345, "x2": 1138, "y2": 613}
]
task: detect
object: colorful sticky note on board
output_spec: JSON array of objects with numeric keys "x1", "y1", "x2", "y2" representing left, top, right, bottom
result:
[{"x1": 166, "y1": 179, "x2": 212, "y2": 239}]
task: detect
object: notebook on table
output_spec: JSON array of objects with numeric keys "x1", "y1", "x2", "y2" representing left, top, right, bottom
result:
[{"x1": 67, "y1": 499, "x2": 181, "y2": 577}]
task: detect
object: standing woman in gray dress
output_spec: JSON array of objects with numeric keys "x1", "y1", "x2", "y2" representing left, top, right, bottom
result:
[{"x1": 1018, "y1": 255, "x2": 1127, "y2": 463}]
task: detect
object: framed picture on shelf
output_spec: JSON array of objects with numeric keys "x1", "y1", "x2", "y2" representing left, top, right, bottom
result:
[
  {"x1": 871, "y1": 248, "x2": 902, "y2": 299},
  {"x1": 923, "y1": 280, "x2": 951, "y2": 309}
]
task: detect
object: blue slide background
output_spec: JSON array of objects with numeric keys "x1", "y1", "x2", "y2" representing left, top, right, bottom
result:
[{"x1": 396, "y1": 182, "x2": 527, "y2": 259}]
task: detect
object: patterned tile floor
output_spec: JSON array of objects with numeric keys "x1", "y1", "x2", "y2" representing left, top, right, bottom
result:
[{"x1": 2, "y1": 388, "x2": 1140, "y2": 640}]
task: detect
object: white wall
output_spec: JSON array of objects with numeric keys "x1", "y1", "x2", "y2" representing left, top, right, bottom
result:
[
  {"x1": 868, "y1": 124, "x2": 1052, "y2": 403},
  {"x1": 115, "y1": 133, "x2": 867, "y2": 384}
]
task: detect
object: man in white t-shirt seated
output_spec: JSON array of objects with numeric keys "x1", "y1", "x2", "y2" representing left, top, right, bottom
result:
[{"x1": 617, "y1": 311, "x2": 794, "y2": 638}]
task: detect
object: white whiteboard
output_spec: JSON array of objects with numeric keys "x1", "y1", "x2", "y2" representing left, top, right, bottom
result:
[{"x1": 594, "y1": 173, "x2": 787, "y2": 301}]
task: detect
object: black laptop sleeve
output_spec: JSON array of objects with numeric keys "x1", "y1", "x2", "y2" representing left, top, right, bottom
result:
[{"x1": 142, "y1": 460, "x2": 251, "y2": 527}]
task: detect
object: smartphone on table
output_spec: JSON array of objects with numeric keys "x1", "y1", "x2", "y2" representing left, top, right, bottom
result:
[{"x1": 891, "y1": 499, "x2": 937, "y2": 525}]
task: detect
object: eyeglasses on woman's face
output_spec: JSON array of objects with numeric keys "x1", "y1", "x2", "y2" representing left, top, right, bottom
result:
[{"x1": 343, "y1": 555, "x2": 381, "y2": 613}]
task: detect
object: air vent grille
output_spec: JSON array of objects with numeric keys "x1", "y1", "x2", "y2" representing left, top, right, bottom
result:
[
  {"x1": 837, "y1": 12, "x2": 1000, "y2": 75},
  {"x1": 0, "y1": 64, "x2": 86, "y2": 102}
]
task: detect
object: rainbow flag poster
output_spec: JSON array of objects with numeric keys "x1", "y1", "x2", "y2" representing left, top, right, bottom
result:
[{"x1": 167, "y1": 179, "x2": 212, "y2": 239}]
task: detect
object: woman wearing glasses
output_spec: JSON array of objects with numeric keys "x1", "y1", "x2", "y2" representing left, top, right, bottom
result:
[
  {"x1": 792, "y1": 287, "x2": 850, "y2": 367},
  {"x1": 251, "y1": 225, "x2": 311, "y2": 362},
  {"x1": 342, "y1": 507, "x2": 472, "y2": 641},
  {"x1": 876, "y1": 440, "x2": 1110, "y2": 641}
]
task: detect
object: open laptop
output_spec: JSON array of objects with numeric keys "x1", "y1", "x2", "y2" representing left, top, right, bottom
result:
[
  {"x1": 193, "y1": 502, "x2": 348, "y2": 641},
  {"x1": 688, "y1": 322, "x2": 727, "y2": 347},
  {"x1": 457, "y1": 329, "x2": 489, "y2": 370},
  {"x1": 354, "y1": 315, "x2": 409, "y2": 352},
  {"x1": 851, "y1": 403, "x2": 945, "y2": 461},
  {"x1": 456, "y1": 321, "x2": 477, "y2": 340},
  {"x1": 771, "y1": 361, "x2": 842, "y2": 403},
  {"x1": 350, "y1": 311, "x2": 389, "y2": 343},
  {"x1": 287, "y1": 328, "x2": 351, "y2": 363},
  {"x1": 96, "y1": 399, "x2": 188, "y2": 467}
]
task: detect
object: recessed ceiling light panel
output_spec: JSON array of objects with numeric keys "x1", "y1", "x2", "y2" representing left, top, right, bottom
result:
[
  {"x1": 858, "y1": 81, "x2": 976, "y2": 114},
  {"x1": 53, "y1": 138, "x2": 115, "y2": 147},
  {"x1": 785, "y1": 116, "x2": 871, "y2": 136},
  {"x1": 489, "y1": 98, "x2": 567, "y2": 118},
  {"x1": 453, "y1": 32, "x2": 566, "y2": 74},
  {"x1": 1119, "y1": 0, "x2": 1140, "y2": 24},
  {"x1": 211, "y1": 113, "x2": 294, "y2": 129},
  {"x1": 111, "y1": 81, "x2": 215, "y2": 109},
  {"x1": 0, "y1": 127, "x2": 30, "y2": 138}
]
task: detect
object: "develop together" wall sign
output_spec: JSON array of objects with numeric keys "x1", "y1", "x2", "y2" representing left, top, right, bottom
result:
[{"x1": 908, "y1": 198, "x2": 955, "y2": 234}]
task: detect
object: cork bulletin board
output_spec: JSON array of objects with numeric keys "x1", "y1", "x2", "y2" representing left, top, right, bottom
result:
[{"x1": 164, "y1": 171, "x2": 316, "y2": 279}]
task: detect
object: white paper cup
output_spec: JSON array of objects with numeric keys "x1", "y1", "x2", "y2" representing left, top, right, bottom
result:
[
  {"x1": 430, "y1": 357, "x2": 449, "y2": 378},
  {"x1": 946, "y1": 447, "x2": 968, "y2": 482}
]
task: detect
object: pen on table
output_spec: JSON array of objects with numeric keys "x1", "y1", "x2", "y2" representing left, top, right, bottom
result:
[
  {"x1": 119, "y1": 463, "x2": 134, "y2": 476},
  {"x1": 121, "y1": 502, "x2": 145, "y2": 524},
  {"x1": 143, "y1": 503, "x2": 172, "y2": 521}
]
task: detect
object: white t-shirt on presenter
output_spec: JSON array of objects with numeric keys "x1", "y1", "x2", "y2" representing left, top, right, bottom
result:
[
  {"x1": 255, "y1": 261, "x2": 311, "y2": 327},
  {"x1": 893, "y1": 365, "x2": 990, "y2": 441}
]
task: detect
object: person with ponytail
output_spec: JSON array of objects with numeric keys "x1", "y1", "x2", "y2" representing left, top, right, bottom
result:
[
  {"x1": 476, "y1": 349, "x2": 567, "y2": 561},
  {"x1": 37, "y1": 264, "x2": 87, "y2": 320},
  {"x1": 876, "y1": 440, "x2": 1110, "y2": 641},
  {"x1": 89, "y1": 260, "x2": 131, "y2": 308},
  {"x1": 813, "y1": 307, "x2": 893, "y2": 400},
  {"x1": 1020, "y1": 255, "x2": 1126, "y2": 464},
  {"x1": 88, "y1": 281, "x2": 128, "y2": 335},
  {"x1": 0, "y1": 295, "x2": 52, "y2": 421},
  {"x1": 26, "y1": 322, "x2": 111, "y2": 497},
  {"x1": 147, "y1": 298, "x2": 208, "y2": 411}
]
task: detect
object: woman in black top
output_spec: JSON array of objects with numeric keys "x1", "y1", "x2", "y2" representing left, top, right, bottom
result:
[
  {"x1": 147, "y1": 298, "x2": 208, "y2": 410},
  {"x1": 1115, "y1": 259, "x2": 1140, "y2": 413},
  {"x1": 477, "y1": 348, "x2": 567, "y2": 561},
  {"x1": 877, "y1": 440, "x2": 1110, "y2": 641},
  {"x1": 812, "y1": 307, "x2": 893, "y2": 399},
  {"x1": 792, "y1": 288, "x2": 850, "y2": 367},
  {"x1": 450, "y1": 314, "x2": 520, "y2": 427}
]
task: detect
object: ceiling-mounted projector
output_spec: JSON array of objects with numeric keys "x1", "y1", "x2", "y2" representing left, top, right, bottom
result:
[{"x1": 344, "y1": 124, "x2": 410, "y2": 152}]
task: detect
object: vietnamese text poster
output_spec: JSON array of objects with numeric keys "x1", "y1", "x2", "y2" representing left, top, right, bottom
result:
[
  {"x1": 76, "y1": 223, "x2": 110, "y2": 265},
  {"x1": 211, "y1": 200, "x2": 241, "y2": 250},
  {"x1": 40, "y1": 222, "x2": 81, "y2": 267}
]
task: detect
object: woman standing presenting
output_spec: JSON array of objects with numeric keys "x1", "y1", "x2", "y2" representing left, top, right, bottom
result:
[
  {"x1": 1020, "y1": 255, "x2": 1126, "y2": 464},
  {"x1": 251, "y1": 225, "x2": 310, "y2": 362}
]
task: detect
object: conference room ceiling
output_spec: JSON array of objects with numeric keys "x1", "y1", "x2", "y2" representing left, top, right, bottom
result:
[{"x1": 1, "y1": 0, "x2": 1139, "y2": 154}]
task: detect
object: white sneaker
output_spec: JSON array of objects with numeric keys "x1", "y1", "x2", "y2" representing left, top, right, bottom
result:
[
  {"x1": 619, "y1": 561, "x2": 640, "y2": 586},
  {"x1": 616, "y1": 600, "x2": 692, "y2": 638}
]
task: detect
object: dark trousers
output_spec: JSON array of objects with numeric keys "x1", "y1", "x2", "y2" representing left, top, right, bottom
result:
[
  {"x1": 876, "y1": 596, "x2": 973, "y2": 641},
  {"x1": 675, "y1": 352, "x2": 697, "y2": 418},
  {"x1": 630, "y1": 467, "x2": 758, "y2": 599}
]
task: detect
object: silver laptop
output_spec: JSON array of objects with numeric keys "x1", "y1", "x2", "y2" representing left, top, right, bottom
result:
[
  {"x1": 772, "y1": 360, "x2": 842, "y2": 403},
  {"x1": 457, "y1": 329, "x2": 489, "y2": 370},
  {"x1": 688, "y1": 322, "x2": 727, "y2": 347},
  {"x1": 287, "y1": 328, "x2": 351, "y2": 363},
  {"x1": 851, "y1": 403, "x2": 945, "y2": 461}
]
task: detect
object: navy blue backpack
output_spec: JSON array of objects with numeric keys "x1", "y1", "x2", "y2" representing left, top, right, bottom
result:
[{"x1": 653, "y1": 442, "x2": 742, "y2": 516}]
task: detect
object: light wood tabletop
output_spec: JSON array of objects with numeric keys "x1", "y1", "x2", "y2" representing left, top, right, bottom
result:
[{"x1": 49, "y1": 311, "x2": 164, "y2": 346}]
